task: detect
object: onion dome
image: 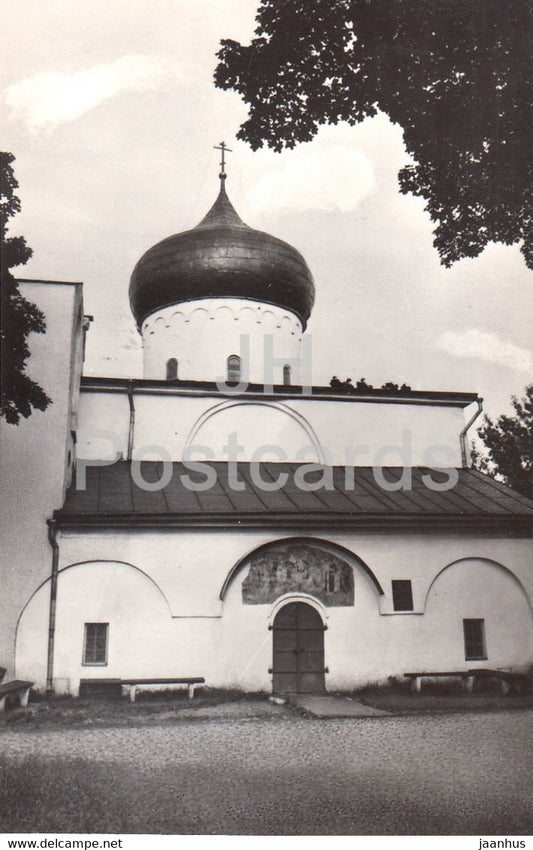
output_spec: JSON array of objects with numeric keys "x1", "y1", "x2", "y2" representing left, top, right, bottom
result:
[{"x1": 129, "y1": 176, "x2": 315, "y2": 330}]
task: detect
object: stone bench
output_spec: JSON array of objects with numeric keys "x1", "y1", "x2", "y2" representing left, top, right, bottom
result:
[
  {"x1": 120, "y1": 677, "x2": 205, "y2": 702},
  {"x1": 0, "y1": 680, "x2": 33, "y2": 711},
  {"x1": 404, "y1": 672, "x2": 474, "y2": 693}
]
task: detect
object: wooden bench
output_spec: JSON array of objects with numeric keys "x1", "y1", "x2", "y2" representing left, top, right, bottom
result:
[
  {"x1": 404, "y1": 672, "x2": 474, "y2": 693},
  {"x1": 0, "y1": 680, "x2": 33, "y2": 711},
  {"x1": 468, "y1": 668, "x2": 532, "y2": 695},
  {"x1": 79, "y1": 678, "x2": 122, "y2": 698},
  {"x1": 120, "y1": 677, "x2": 205, "y2": 703}
]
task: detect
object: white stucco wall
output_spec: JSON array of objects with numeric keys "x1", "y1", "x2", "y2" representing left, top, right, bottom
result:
[
  {"x1": 421, "y1": 559, "x2": 532, "y2": 671},
  {"x1": 16, "y1": 529, "x2": 533, "y2": 693},
  {"x1": 141, "y1": 298, "x2": 303, "y2": 384},
  {"x1": 0, "y1": 280, "x2": 84, "y2": 675},
  {"x1": 77, "y1": 387, "x2": 469, "y2": 467}
]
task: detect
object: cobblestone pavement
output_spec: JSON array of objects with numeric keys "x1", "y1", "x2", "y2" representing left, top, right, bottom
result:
[{"x1": 1, "y1": 709, "x2": 532, "y2": 834}]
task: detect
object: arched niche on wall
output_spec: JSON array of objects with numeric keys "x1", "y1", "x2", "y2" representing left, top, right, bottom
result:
[
  {"x1": 220, "y1": 537, "x2": 384, "y2": 606},
  {"x1": 184, "y1": 400, "x2": 326, "y2": 463},
  {"x1": 421, "y1": 557, "x2": 533, "y2": 671},
  {"x1": 15, "y1": 561, "x2": 173, "y2": 687}
]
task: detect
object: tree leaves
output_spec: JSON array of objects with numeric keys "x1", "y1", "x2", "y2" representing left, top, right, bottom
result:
[
  {"x1": 215, "y1": 0, "x2": 533, "y2": 269},
  {"x1": 1, "y1": 152, "x2": 51, "y2": 425},
  {"x1": 474, "y1": 385, "x2": 533, "y2": 499},
  {"x1": 330, "y1": 375, "x2": 412, "y2": 393}
]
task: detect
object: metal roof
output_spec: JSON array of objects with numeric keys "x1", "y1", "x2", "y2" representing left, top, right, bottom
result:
[{"x1": 55, "y1": 463, "x2": 533, "y2": 533}]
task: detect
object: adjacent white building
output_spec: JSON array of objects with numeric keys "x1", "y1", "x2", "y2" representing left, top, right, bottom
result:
[{"x1": 4, "y1": 169, "x2": 533, "y2": 696}]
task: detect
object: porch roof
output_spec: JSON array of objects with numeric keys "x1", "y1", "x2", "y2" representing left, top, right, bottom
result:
[{"x1": 54, "y1": 463, "x2": 533, "y2": 533}]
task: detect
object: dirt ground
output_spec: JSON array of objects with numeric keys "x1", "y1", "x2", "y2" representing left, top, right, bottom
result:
[
  {"x1": 1, "y1": 682, "x2": 532, "y2": 730},
  {"x1": 1, "y1": 708, "x2": 532, "y2": 834}
]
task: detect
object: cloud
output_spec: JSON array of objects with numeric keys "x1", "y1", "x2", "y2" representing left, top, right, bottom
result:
[
  {"x1": 4, "y1": 55, "x2": 178, "y2": 131},
  {"x1": 435, "y1": 329, "x2": 532, "y2": 373},
  {"x1": 246, "y1": 144, "x2": 375, "y2": 216}
]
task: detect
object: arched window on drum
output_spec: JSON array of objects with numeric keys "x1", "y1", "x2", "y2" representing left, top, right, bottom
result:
[
  {"x1": 166, "y1": 358, "x2": 178, "y2": 380},
  {"x1": 227, "y1": 354, "x2": 241, "y2": 383}
]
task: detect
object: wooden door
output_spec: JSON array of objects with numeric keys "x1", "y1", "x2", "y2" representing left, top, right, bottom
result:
[{"x1": 272, "y1": 602, "x2": 325, "y2": 693}]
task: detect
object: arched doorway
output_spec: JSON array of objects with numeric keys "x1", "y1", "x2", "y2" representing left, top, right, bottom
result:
[{"x1": 272, "y1": 602, "x2": 325, "y2": 693}]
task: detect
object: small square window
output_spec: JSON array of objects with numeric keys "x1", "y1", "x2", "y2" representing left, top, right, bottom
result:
[
  {"x1": 463, "y1": 619, "x2": 486, "y2": 660},
  {"x1": 392, "y1": 580, "x2": 413, "y2": 611},
  {"x1": 83, "y1": 623, "x2": 109, "y2": 665}
]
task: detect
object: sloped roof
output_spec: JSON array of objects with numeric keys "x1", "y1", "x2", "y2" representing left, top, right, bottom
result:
[{"x1": 55, "y1": 463, "x2": 533, "y2": 533}]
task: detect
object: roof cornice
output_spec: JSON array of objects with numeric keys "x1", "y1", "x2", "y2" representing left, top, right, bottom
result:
[
  {"x1": 54, "y1": 511, "x2": 533, "y2": 535},
  {"x1": 16, "y1": 278, "x2": 83, "y2": 287},
  {"x1": 80, "y1": 376, "x2": 480, "y2": 408}
]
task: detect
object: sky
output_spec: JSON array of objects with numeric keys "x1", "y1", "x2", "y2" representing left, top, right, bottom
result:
[{"x1": 1, "y1": 0, "x2": 532, "y2": 421}]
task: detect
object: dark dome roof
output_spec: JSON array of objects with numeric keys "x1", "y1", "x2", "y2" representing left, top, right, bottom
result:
[{"x1": 129, "y1": 180, "x2": 315, "y2": 330}]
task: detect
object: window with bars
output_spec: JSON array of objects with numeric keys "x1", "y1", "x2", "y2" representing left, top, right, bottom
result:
[
  {"x1": 83, "y1": 623, "x2": 109, "y2": 665},
  {"x1": 391, "y1": 579, "x2": 414, "y2": 611},
  {"x1": 463, "y1": 619, "x2": 486, "y2": 660}
]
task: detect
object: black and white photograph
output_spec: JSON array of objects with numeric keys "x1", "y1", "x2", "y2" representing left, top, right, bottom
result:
[{"x1": 1, "y1": 0, "x2": 532, "y2": 841}]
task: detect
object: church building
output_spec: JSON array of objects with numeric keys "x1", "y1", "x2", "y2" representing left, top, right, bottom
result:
[{"x1": 3, "y1": 155, "x2": 533, "y2": 697}]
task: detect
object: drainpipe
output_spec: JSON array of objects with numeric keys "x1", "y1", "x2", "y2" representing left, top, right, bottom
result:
[
  {"x1": 46, "y1": 520, "x2": 59, "y2": 694},
  {"x1": 459, "y1": 398, "x2": 484, "y2": 467},
  {"x1": 127, "y1": 379, "x2": 135, "y2": 461}
]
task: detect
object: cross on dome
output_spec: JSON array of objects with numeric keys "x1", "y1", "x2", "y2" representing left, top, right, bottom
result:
[{"x1": 213, "y1": 141, "x2": 232, "y2": 181}]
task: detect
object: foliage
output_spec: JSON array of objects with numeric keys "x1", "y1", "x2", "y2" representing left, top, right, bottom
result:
[
  {"x1": 472, "y1": 385, "x2": 533, "y2": 499},
  {"x1": 216, "y1": 0, "x2": 533, "y2": 269},
  {"x1": 1, "y1": 152, "x2": 50, "y2": 424},
  {"x1": 330, "y1": 376, "x2": 411, "y2": 394}
]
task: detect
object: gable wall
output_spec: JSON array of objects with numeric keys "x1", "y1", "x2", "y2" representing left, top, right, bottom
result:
[{"x1": 77, "y1": 388, "x2": 469, "y2": 467}]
